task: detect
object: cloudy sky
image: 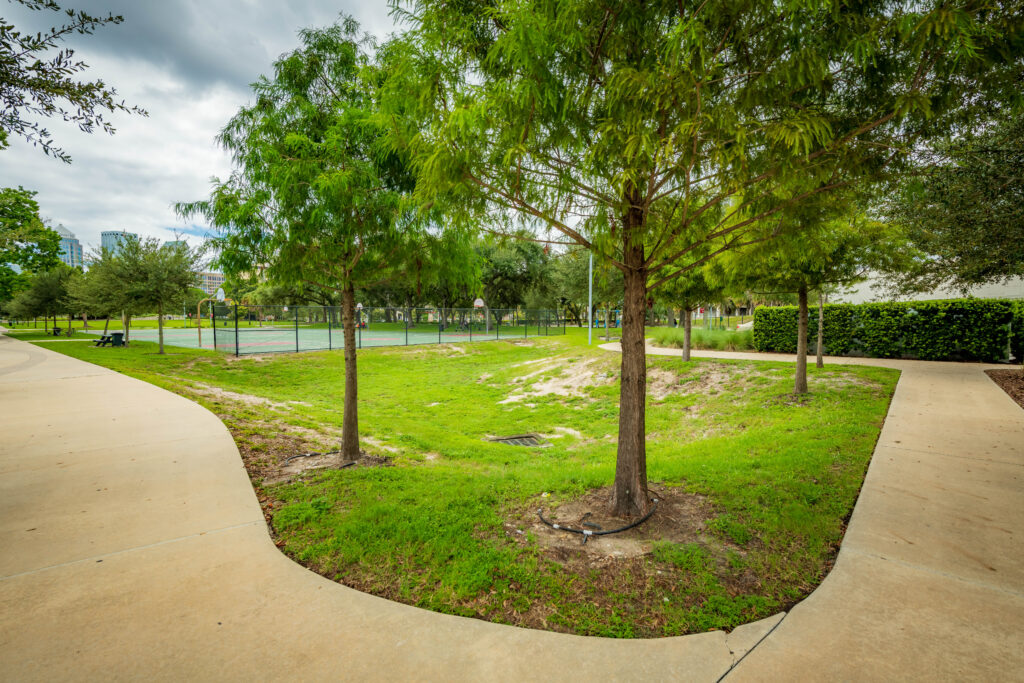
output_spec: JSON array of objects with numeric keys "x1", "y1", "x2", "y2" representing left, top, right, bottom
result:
[{"x1": 1, "y1": 1, "x2": 402, "y2": 253}]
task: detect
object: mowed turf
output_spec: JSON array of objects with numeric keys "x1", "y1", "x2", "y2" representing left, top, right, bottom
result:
[{"x1": 31, "y1": 329, "x2": 898, "y2": 637}]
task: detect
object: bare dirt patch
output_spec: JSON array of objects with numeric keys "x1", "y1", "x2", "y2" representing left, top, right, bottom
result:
[
  {"x1": 185, "y1": 381, "x2": 310, "y2": 409},
  {"x1": 500, "y1": 357, "x2": 616, "y2": 404},
  {"x1": 225, "y1": 354, "x2": 272, "y2": 363},
  {"x1": 647, "y1": 362, "x2": 764, "y2": 401},
  {"x1": 262, "y1": 451, "x2": 391, "y2": 486},
  {"x1": 987, "y1": 369, "x2": 1024, "y2": 410},
  {"x1": 219, "y1": 418, "x2": 391, "y2": 530},
  {"x1": 812, "y1": 371, "x2": 882, "y2": 391},
  {"x1": 510, "y1": 485, "x2": 729, "y2": 560}
]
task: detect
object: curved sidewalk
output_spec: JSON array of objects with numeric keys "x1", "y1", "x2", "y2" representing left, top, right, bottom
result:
[{"x1": 1, "y1": 332, "x2": 1022, "y2": 681}]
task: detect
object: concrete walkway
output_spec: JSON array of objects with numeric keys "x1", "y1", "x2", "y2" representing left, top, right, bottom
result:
[{"x1": 0, "y1": 332, "x2": 1021, "y2": 681}]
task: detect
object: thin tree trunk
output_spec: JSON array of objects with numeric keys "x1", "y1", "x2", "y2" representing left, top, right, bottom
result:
[
  {"x1": 157, "y1": 302, "x2": 165, "y2": 354},
  {"x1": 103, "y1": 316, "x2": 110, "y2": 335},
  {"x1": 340, "y1": 283, "x2": 360, "y2": 461},
  {"x1": 816, "y1": 291, "x2": 825, "y2": 369},
  {"x1": 82, "y1": 313, "x2": 89, "y2": 329},
  {"x1": 795, "y1": 285, "x2": 809, "y2": 394},
  {"x1": 66, "y1": 313, "x2": 73, "y2": 337},
  {"x1": 683, "y1": 306, "x2": 692, "y2": 362},
  {"x1": 611, "y1": 235, "x2": 650, "y2": 518},
  {"x1": 44, "y1": 316, "x2": 48, "y2": 333}
]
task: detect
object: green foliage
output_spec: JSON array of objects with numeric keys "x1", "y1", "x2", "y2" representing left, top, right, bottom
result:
[
  {"x1": 0, "y1": 186, "x2": 61, "y2": 302},
  {"x1": 651, "y1": 542, "x2": 712, "y2": 573},
  {"x1": 4, "y1": 264, "x2": 74, "y2": 322},
  {"x1": 392, "y1": 0, "x2": 1020, "y2": 291},
  {"x1": 709, "y1": 514, "x2": 753, "y2": 546},
  {"x1": 0, "y1": 0, "x2": 146, "y2": 162},
  {"x1": 648, "y1": 326, "x2": 754, "y2": 352},
  {"x1": 1013, "y1": 301, "x2": 1024, "y2": 363},
  {"x1": 654, "y1": 269, "x2": 724, "y2": 314},
  {"x1": 881, "y1": 115, "x2": 1024, "y2": 294},
  {"x1": 177, "y1": 18, "x2": 473, "y2": 301},
  {"x1": 477, "y1": 238, "x2": 548, "y2": 310},
  {"x1": 754, "y1": 299, "x2": 1018, "y2": 362},
  {"x1": 389, "y1": 0, "x2": 1021, "y2": 502}
]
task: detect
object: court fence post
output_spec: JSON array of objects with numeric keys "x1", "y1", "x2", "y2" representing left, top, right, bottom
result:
[
  {"x1": 328, "y1": 305, "x2": 332, "y2": 350},
  {"x1": 358, "y1": 310, "x2": 362, "y2": 349},
  {"x1": 438, "y1": 308, "x2": 442, "y2": 344},
  {"x1": 295, "y1": 307, "x2": 299, "y2": 352},
  {"x1": 234, "y1": 304, "x2": 239, "y2": 357},
  {"x1": 496, "y1": 310, "x2": 500, "y2": 340},
  {"x1": 213, "y1": 303, "x2": 217, "y2": 350},
  {"x1": 405, "y1": 308, "x2": 409, "y2": 345}
]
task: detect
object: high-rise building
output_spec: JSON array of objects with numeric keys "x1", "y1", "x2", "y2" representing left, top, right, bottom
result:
[
  {"x1": 54, "y1": 225, "x2": 83, "y2": 269},
  {"x1": 198, "y1": 271, "x2": 226, "y2": 296},
  {"x1": 162, "y1": 240, "x2": 188, "y2": 251},
  {"x1": 100, "y1": 230, "x2": 138, "y2": 256}
]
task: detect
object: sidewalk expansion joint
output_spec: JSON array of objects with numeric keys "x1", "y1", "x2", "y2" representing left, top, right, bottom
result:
[
  {"x1": 0, "y1": 519, "x2": 265, "y2": 582},
  {"x1": 717, "y1": 613, "x2": 789, "y2": 682}
]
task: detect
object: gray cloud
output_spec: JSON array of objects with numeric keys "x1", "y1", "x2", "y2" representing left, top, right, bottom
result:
[
  {"x1": 6, "y1": 1, "x2": 398, "y2": 93},
  {"x1": 0, "y1": 1, "x2": 400, "y2": 254}
]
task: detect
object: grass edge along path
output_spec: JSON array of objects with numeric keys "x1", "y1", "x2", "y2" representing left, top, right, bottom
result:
[{"x1": 30, "y1": 331, "x2": 898, "y2": 638}]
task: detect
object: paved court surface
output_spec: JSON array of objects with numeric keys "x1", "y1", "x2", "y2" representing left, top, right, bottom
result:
[
  {"x1": 1, "y1": 330, "x2": 1021, "y2": 681},
  {"x1": 82, "y1": 324, "x2": 561, "y2": 354}
]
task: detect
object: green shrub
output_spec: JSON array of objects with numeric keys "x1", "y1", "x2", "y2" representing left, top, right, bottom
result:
[
  {"x1": 753, "y1": 299, "x2": 1017, "y2": 363},
  {"x1": 648, "y1": 326, "x2": 754, "y2": 352}
]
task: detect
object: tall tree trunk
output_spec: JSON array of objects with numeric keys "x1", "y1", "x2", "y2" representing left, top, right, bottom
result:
[
  {"x1": 157, "y1": 302, "x2": 165, "y2": 354},
  {"x1": 82, "y1": 313, "x2": 89, "y2": 329},
  {"x1": 340, "y1": 283, "x2": 360, "y2": 461},
  {"x1": 103, "y1": 316, "x2": 110, "y2": 335},
  {"x1": 66, "y1": 313, "x2": 73, "y2": 336},
  {"x1": 683, "y1": 306, "x2": 693, "y2": 362},
  {"x1": 795, "y1": 285, "x2": 809, "y2": 394},
  {"x1": 611, "y1": 234, "x2": 650, "y2": 518},
  {"x1": 816, "y1": 291, "x2": 825, "y2": 369},
  {"x1": 43, "y1": 316, "x2": 48, "y2": 333}
]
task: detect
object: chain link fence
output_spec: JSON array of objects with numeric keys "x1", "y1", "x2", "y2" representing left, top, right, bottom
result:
[{"x1": 207, "y1": 305, "x2": 565, "y2": 355}]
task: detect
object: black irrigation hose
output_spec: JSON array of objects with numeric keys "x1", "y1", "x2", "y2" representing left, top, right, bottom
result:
[
  {"x1": 537, "y1": 498, "x2": 660, "y2": 545},
  {"x1": 283, "y1": 450, "x2": 357, "y2": 466}
]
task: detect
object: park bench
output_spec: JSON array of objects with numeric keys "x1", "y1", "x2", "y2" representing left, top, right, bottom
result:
[{"x1": 93, "y1": 335, "x2": 112, "y2": 347}]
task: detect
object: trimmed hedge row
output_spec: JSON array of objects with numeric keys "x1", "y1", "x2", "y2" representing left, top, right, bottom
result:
[{"x1": 753, "y1": 299, "x2": 1022, "y2": 363}]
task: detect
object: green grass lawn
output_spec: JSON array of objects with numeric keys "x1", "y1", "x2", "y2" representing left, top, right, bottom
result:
[{"x1": 28, "y1": 328, "x2": 898, "y2": 637}]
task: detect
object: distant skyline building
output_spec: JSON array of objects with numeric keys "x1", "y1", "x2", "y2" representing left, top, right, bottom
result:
[
  {"x1": 162, "y1": 240, "x2": 188, "y2": 250},
  {"x1": 54, "y1": 225, "x2": 83, "y2": 269},
  {"x1": 100, "y1": 230, "x2": 138, "y2": 256},
  {"x1": 198, "y1": 271, "x2": 225, "y2": 297}
]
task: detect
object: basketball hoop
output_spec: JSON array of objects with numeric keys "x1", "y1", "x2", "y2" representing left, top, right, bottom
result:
[{"x1": 474, "y1": 298, "x2": 485, "y2": 309}]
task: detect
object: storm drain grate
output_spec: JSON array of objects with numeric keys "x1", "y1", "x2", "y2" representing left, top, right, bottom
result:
[{"x1": 487, "y1": 433, "x2": 546, "y2": 447}]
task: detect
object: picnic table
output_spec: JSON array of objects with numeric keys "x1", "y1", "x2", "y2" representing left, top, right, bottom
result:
[{"x1": 93, "y1": 332, "x2": 125, "y2": 347}]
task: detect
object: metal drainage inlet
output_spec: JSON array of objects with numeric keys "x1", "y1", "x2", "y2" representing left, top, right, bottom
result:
[{"x1": 487, "y1": 434, "x2": 547, "y2": 447}]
